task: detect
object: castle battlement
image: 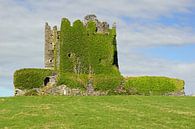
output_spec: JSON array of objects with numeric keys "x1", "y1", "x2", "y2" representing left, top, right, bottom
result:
[{"x1": 83, "y1": 14, "x2": 110, "y2": 34}]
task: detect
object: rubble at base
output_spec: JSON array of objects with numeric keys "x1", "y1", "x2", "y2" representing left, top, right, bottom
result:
[{"x1": 15, "y1": 85, "x2": 108, "y2": 96}]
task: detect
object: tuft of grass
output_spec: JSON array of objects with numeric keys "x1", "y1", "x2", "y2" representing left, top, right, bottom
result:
[{"x1": 0, "y1": 96, "x2": 194, "y2": 129}]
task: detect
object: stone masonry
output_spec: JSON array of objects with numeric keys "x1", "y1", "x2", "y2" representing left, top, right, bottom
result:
[{"x1": 44, "y1": 23, "x2": 60, "y2": 69}]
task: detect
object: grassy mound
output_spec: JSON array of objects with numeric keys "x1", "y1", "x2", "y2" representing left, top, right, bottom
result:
[{"x1": 0, "y1": 96, "x2": 194, "y2": 129}]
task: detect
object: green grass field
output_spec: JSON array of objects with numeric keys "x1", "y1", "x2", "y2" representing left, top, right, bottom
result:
[{"x1": 0, "y1": 96, "x2": 194, "y2": 129}]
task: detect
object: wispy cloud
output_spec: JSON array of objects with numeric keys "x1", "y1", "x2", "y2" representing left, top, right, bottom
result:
[
  {"x1": 118, "y1": 24, "x2": 195, "y2": 47},
  {"x1": 23, "y1": 0, "x2": 195, "y2": 19}
]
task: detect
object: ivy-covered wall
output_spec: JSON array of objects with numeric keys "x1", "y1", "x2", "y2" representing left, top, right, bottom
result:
[
  {"x1": 14, "y1": 68, "x2": 53, "y2": 90},
  {"x1": 59, "y1": 18, "x2": 120, "y2": 76},
  {"x1": 57, "y1": 73, "x2": 123, "y2": 91},
  {"x1": 125, "y1": 76, "x2": 184, "y2": 95}
]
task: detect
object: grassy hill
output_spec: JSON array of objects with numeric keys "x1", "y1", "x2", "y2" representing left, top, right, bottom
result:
[{"x1": 0, "y1": 96, "x2": 194, "y2": 129}]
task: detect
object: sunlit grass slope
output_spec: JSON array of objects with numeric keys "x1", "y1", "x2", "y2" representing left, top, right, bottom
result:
[{"x1": 0, "y1": 96, "x2": 194, "y2": 129}]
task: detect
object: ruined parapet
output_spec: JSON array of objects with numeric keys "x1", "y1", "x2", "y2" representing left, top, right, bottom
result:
[
  {"x1": 44, "y1": 23, "x2": 60, "y2": 69},
  {"x1": 84, "y1": 14, "x2": 98, "y2": 25},
  {"x1": 84, "y1": 14, "x2": 109, "y2": 33},
  {"x1": 97, "y1": 21, "x2": 109, "y2": 33}
]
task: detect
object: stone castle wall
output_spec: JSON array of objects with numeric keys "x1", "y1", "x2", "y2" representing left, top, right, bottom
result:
[{"x1": 44, "y1": 23, "x2": 60, "y2": 69}]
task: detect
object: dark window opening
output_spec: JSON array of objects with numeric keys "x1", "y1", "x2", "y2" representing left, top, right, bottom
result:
[
  {"x1": 112, "y1": 50, "x2": 119, "y2": 68},
  {"x1": 44, "y1": 77, "x2": 50, "y2": 86},
  {"x1": 68, "y1": 53, "x2": 71, "y2": 57},
  {"x1": 49, "y1": 59, "x2": 53, "y2": 63},
  {"x1": 99, "y1": 58, "x2": 102, "y2": 63}
]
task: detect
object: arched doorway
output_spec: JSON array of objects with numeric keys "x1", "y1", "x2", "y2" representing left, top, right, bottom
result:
[{"x1": 44, "y1": 77, "x2": 50, "y2": 86}]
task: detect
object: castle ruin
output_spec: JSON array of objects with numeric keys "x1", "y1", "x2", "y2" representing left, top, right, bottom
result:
[
  {"x1": 44, "y1": 14, "x2": 118, "y2": 70},
  {"x1": 14, "y1": 14, "x2": 184, "y2": 96}
]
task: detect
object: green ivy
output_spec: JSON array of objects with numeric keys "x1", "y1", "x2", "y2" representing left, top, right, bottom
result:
[
  {"x1": 57, "y1": 73, "x2": 123, "y2": 91},
  {"x1": 125, "y1": 76, "x2": 184, "y2": 95},
  {"x1": 59, "y1": 19, "x2": 120, "y2": 76},
  {"x1": 14, "y1": 68, "x2": 53, "y2": 90},
  {"x1": 93, "y1": 74, "x2": 123, "y2": 91},
  {"x1": 57, "y1": 72, "x2": 88, "y2": 89}
]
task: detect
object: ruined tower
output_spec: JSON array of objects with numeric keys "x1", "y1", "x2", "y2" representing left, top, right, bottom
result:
[
  {"x1": 45, "y1": 14, "x2": 119, "y2": 73},
  {"x1": 44, "y1": 23, "x2": 60, "y2": 69}
]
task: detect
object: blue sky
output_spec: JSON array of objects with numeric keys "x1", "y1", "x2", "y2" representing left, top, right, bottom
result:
[
  {"x1": 138, "y1": 44, "x2": 195, "y2": 63},
  {"x1": 0, "y1": 0, "x2": 195, "y2": 96}
]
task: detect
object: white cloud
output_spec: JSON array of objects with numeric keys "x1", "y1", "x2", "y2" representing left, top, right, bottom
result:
[
  {"x1": 24, "y1": 0, "x2": 195, "y2": 19},
  {"x1": 118, "y1": 24, "x2": 195, "y2": 47}
]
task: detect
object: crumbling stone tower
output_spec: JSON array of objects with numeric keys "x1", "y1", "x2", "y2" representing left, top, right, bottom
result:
[{"x1": 45, "y1": 23, "x2": 60, "y2": 69}]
